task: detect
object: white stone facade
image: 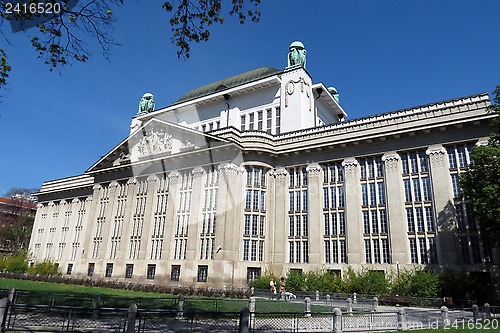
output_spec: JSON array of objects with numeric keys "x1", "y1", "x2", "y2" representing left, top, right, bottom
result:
[{"x1": 29, "y1": 64, "x2": 499, "y2": 288}]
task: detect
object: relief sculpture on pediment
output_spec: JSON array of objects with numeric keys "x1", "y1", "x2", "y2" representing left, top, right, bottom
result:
[{"x1": 137, "y1": 128, "x2": 173, "y2": 157}]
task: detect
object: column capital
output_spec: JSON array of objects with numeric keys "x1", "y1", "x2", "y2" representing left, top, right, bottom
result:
[
  {"x1": 109, "y1": 181, "x2": 119, "y2": 188},
  {"x1": 218, "y1": 162, "x2": 243, "y2": 177},
  {"x1": 192, "y1": 166, "x2": 206, "y2": 180},
  {"x1": 270, "y1": 167, "x2": 288, "y2": 182},
  {"x1": 426, "y1": 145, "x2": 447, "y2": 166},
  {"x1": 306, "y1": 163, "x2": 322, "y2": 180},
  {"x1": 342, "y1": 158, "x2": 359, "y2": 174},
  {"x1": 147, "y1": 174, "x2": 158, "y2": 183},
  {"x1": 382, "y1": 152, "x2": 400, "y2": 170},
  {"x1": 127, "y1": 178, "x2": 137, "y2": 185}
]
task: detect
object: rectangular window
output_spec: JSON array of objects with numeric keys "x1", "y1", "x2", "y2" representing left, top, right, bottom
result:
[
  {"x1": 247, "y1": 267, "x2": 261, "y2": 283},
  {"x1": 241, "y1": 114, "x2": 246, "y2": 130},
  {"x1": 105, "y1": 263, "x2": 113, "y2": 278},
  {"x1": 410, "y1": 152, "x2": 418, "y2": 174},
  {"x1": 425, "y1": 207, "x2": 435, "y2": 231},
  {"x1": 340, "y1": 240, "x2": 347, "y2": 263},
  {"x1": 406, "y1": 208, "x2": 415, "y2": 232},
  {"x1": 324, "y1": 214, "x2": 330, "y2": 235},
  {"x1": 87, "y1": 263, "x2": 95, "y2": 277},
  {"x1": 324, "y1": 240, "x2": 331, "y2": 263},
  {"x1": 361, "y1": 184, "x2": 368, "y2": 206},
  {"x1": 451, "y1": 174, "x2": 461, "y2": 198},
  {"x1": 289, "y1": 241, "x2": 294, "y2": 263},
  {"x1": 339, "y1": 212, "x2": 346, "y2": 235},
  {"x1": 422, "y1": 177, "x2": 431, "y2": 201},
  {"x1": 401, "y1": 153, "x2": 409, "y2": 174},
  {"x1": 244, "y1": 215, "x2": 251, "y2": 235},
  {"x1": 373, "y1": 240, "x2": 380, "y2": 263},
  {"x1": 416, "y1": 208, "x2": 424, "y2": 232},
  {"x1": 171, "y1": 265, "x2": 181, "y2": 281},
  {"x1": 259, "y1": 240, "x2": 264, "y2": 262},
  {"x1": 125, "y1": 264, "x2": 133, "y2": 278},
  {"x1": 363, "y1": 211, "x2": 370, "y2": 234},
  {"x1": 323, "y1": 188, "x2": 329, "y2": 209},
  {"x1": 251, "y1": 240, "x2": 257, "y2": 261},
  {"x1": 419, "y1": 151, "x2": 428, "y2": 172},
  {"x1": 369, "y1": 183, "x2": 376, "y2": 205},
  {"x1": 380, "y1": 210, "x2": 388, "y2": 233},
  {"x1": 338, "y1": 186, "x2": 345, "y2": 207},
  {"x1": 66, "y1": 263, "x2": 73, "y2": 275},
  {"x1": 404, "y1": 179, "x2": 412, "y2": 202},
  {"x1": 377, "y1": 182, "x2": 385, "y2": 205},
  {"x1": 447, "y1": 147, "x2": 457, "y2": 168},
  {"x1": 147, "y1": 264, "x2": 156, "y2": 280},
  {"x1": 429, "y1": 238, "x2": 438, "y2": 264},
  {"x1": 248, "y1": 113, "x2": 255, "y2": 130},
  {"x1": 360, "y1": 160, "x2": 366, "y2": 179},
  {"x1": 419, "y1": 238, "x2": 428, "y2": 264},
  {"x1": 257, "y1": 110, "x2": 263, "y2": 130},
  {"x1": 382, "y1": 239, "x2": 390, "y2": 263},
  {"x1": 409, "y1": 239, "x2": 418, "y2": 263},
  {"x1": 364, "y1": 239, "x2": 372, "y2": 263},
  {"x1": 413, "y1": 178, "x2": 421, "y2": 202},
  {"x1": 197, "y1": 265, "x2": 208, "y2": 282},
  {"x1": 243, "y1": 239, "x2": 249, "y2": 261},
  {"x1": 253, "y1": 190, "x2": 259, "y2": 210}
]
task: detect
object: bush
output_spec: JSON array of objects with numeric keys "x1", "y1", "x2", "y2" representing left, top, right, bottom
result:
[
  {"x1": 3, "y1": 252, "x2": 29, "y2": 273},
  {"x1": 392, "y1": 268, "x2": 439, "y2": 297},
  {"x1": 27, "y1": 259, "x2": 61, "y2": 276},
  {"x1": 343, "y1": 268, "x2": 390, "y2": 295},
  {"x1": 248, "y1": 273, "x2": 278, "y2": 290}
]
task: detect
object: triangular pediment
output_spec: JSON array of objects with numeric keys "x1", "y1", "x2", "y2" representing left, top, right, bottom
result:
[{"x1": 86, "y1": 119, "x2": 232, "y2": 173}]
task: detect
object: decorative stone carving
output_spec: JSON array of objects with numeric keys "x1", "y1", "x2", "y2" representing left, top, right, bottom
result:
[
  {"x1": 147, "y1": 174, "x2": 159, "y2": 183},
  {"x1": 137, "y1": 128, "x2": 173, "y2": 157},
  {"x1": 306, "y1": 164, "x2": 322, "y2": 179},
  {"x1": 127, "y1": 178, "x2": 137, "y2": 185},
  {"x1": 109, "y1": 181, "x2": 119, "y2": 188},
  {"x1": 426, "y1": 146, "x2": 447, "y2": 166},
  {"x1": 285, "y1": 77, "x2": 312, "y2": 111},
  {"x1": 192, "y1": 167, "x2": 205, "y2": 180},
  {"x1": 342, "y1": 158, "x2": 359, "y2": 174},
  {"x1": 382, "y1": 153, "x2": 400, "y2": 170},
  {"x1": 168, "y1": 171, "x2": 181, "y2": 184},
  {"x1": 218, "y1": 163, "x2": 243, "y2": 179},
  {"x1": 270, "y1": 167, "x2": 288, "y2": 183}
]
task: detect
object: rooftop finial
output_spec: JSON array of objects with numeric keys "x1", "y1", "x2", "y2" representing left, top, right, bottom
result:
[{"x1": 287, "y1": 41, "x2": 306, "y2": 69}]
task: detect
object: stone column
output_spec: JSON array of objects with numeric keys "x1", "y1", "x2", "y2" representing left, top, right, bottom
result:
[
  {"x1": 306, "y1": 163, "x2": 322, "y2": 264},
  {"x1": 138, "y1": 175, "x2": 159, "y2": 260},
  {"x1": 342, "y1": 158, "x2": 362, "y2": 265},
  {"x1": 99, "y1": 181, "x2": 120, "y2": 261},
  {"x1": 185, "y1": 167, "x2": 205, "y2": 260},
  {"x1": 382, "y1": 152, "x2": 407, "y2": 264},
  {"x1": 117, "y1": 178, "x2": 138, "y2": 260},
  {"x1": 82, "y1": 185, "x2": 102, "y2": 265},
  {"x1": 213, "y1": 163, "x2": 243, "y2": 286},
  {"x1": 269, "y1": 167, "x2": 288, "y2": 271},
  {"x1": 426, "y1": 145, "x2": 457, "y2": 264},
  {"x1": 161, "y1": 171, "x2": 181, "y2": 260}
]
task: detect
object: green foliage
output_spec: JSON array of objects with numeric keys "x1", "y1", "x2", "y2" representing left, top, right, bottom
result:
[
  {"x1": 342, "y1": 268, "x2": 390, "y2": 295},
  {"x1": 248, "y1": 273, "x2": 278, "y2": 290},
  {"x1": 27, "y1": 259, "x2": 61, "y2": 276},
  {"x1": 392, "y1": 268, "x2": 439, "y2": 297},
  {"x1": 440, "y1": 269, "x2": 499, "y2": 304},
  {"x1": 460, "y1": 84, "x2": 500, "y2": 247},
  {"x1": 163, "y1": 0, "x2": 261, "y2": 58},
  {"x1": 1, "y1": 252, "x2": 29, "y2": 273}
]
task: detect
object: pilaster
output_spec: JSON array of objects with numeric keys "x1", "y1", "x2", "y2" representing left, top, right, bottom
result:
[
  {"x1": 82, "y1": 184, "x2": 102, "y2": 264},
  {"x1": 342, "y1": 158, "x2": 363, "y2": 265},
  {"x1": 186, "y1": 167, "x2": 205, "y2": 260},
  {"x1": 382, "y1": 152, "x2": 407, "y2": 264},
  {"x1": 162, "y1": 171, "x2": 180, "y2": 260},
  {"x1": 426, "y1": 145, "x2": 457, "y2": 264},
  {"x1": 117, "y1": 178, "x2": 137, "y2": 260},
  {"x1": 139, "y1": 175, "x2": 159, "y2": 260},
  {"x1": 269, "y1": 167, "x2": 288, "y2": 269},
  {"x1": 306, "y1": 163, "x2": 322, "y2": 264},
  {"x1": 99, "y1": 181, "x2": 119, "y2": 262}
]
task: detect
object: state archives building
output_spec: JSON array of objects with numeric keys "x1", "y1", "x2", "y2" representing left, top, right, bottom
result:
[{"x1": 29, "y1": 43, "x2": 499, "y2": 288}]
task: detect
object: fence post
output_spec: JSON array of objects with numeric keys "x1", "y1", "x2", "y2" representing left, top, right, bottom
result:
[
  {"x1": 304, "y1": 297, "x2": 311, "y2": 317},
  {"x1": 176, "y1": 295, "x2": 184, "y2": 320},
  {"x1": 326, "y1": 294, "x2": 331, "y2": 306},
  {"x1": 92, "y1": 294, "x2": 101, "y2": 319},
  {"x1": 333, "y1": 307, "x2": 342, "y2": 333},
  {"x1": 250, "y1": 287, "x2": 254, "y2": 296},
  {"x1": 239, "y1": 307, "x2": 250, "y2": 333},
  {"x1": 373, "y1": 297, "x2": 378, "y2": 312},
  {"x1": 126, "y1": 304, "x2": 137, "y2": 333},
  {"x1": 7, "y1": 288, "x2": 15, "y2": 304},
  {"x1": 397, "y1": 308, "x2": 406, "y2": 331},
  {"x1": 248, "y1": 297, "x2": 256, "y2": 322},
  {"x1": 440, "y1": 306, "x2": 449, "y2": 326},
  {"x1": 472, "y1": 304, "x2": 479, "y2": 322},
  {"x1": 353, "y1": 293, "x2": 357, "y2": 304},
  {"x1": 484, "y1": 303, "x2": 491, "y2": 319},
  {"x1": 347, "y1": 298, "x2": 353, "y2": 316},
  {"x1": 0, "y1": 298, "x2": 9, "y2": 331},
  {"x1": 316, "y1": 291, "x2": 320, "y2": 301}
]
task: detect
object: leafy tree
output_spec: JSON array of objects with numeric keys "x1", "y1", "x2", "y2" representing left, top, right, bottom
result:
[
  {"x1": 392, "y1": 268, "x2": 439, "y2": 298},
  {"x1": 460, "y1": 84, "x2": 500, "y2": 247},
  {"x1": 27, "y1": 259, "x2": 61, "y2": 275},
  {"x1": 0, "y1": 251, "x2": 29, "y2": 273},
  {"x1": 0, "y1": 0, "x2": 261, "y2": 88}
]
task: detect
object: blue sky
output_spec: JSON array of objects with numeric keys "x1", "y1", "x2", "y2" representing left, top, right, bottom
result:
[{"x1": 1, "y1": 0, "x2": 499, "y2": 194}]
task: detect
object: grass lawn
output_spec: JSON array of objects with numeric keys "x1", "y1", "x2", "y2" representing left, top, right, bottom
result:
[{"x1": 0, "y1": 278, "x2": 333, "y2": 313}]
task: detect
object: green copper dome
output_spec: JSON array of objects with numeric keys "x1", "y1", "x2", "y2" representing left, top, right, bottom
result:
[{"x1": 174, "y1": 67, "x2": 282, "y2": 104}]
